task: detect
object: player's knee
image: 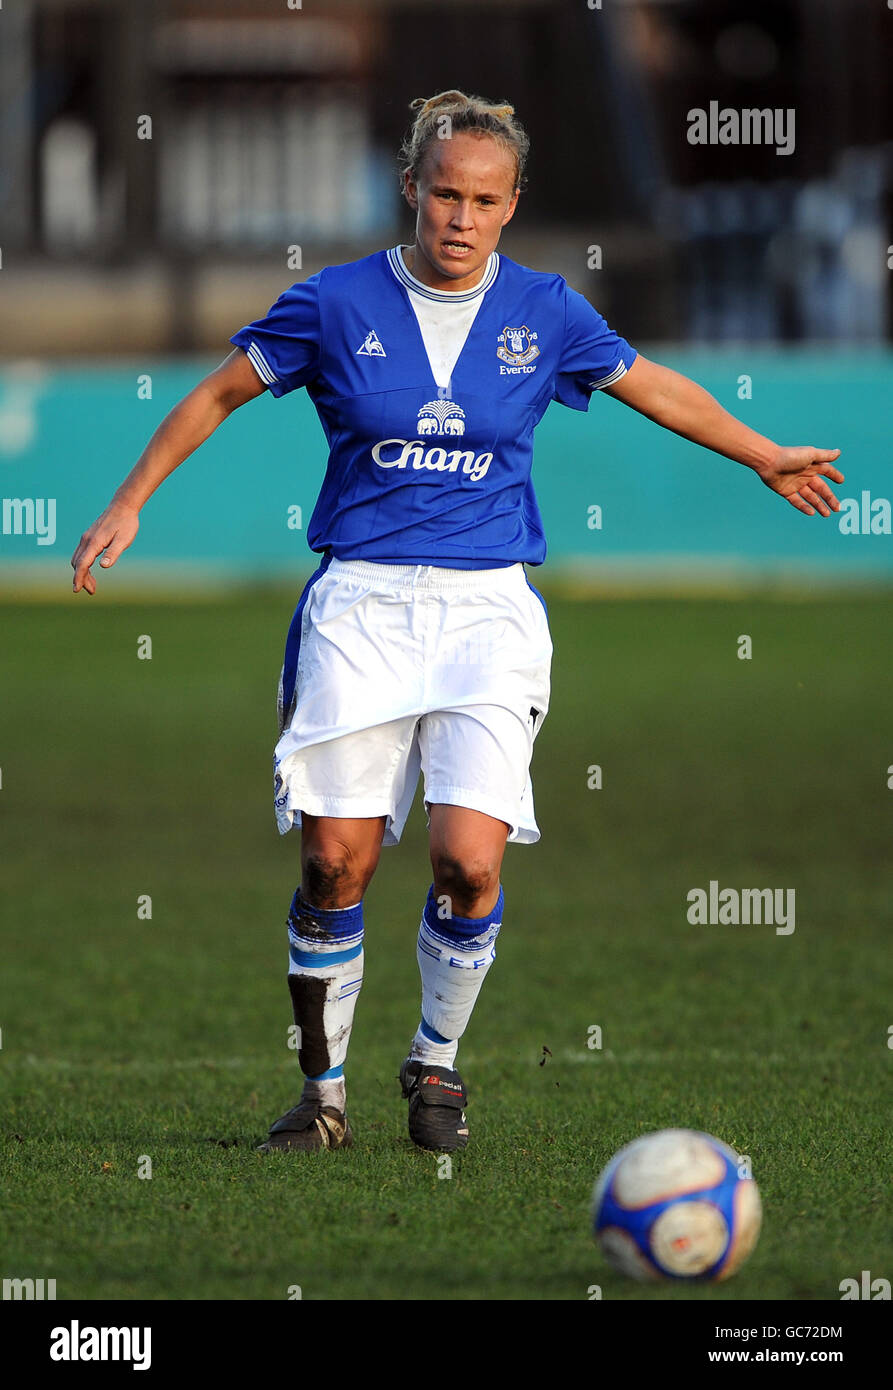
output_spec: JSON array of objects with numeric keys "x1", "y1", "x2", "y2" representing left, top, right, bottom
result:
[
  {"x1": 303, "y1": 849, "x2": 370, "y2": 908},
  {"x1": 431, "y1": 853, "x2": 500, "y2": 914}
]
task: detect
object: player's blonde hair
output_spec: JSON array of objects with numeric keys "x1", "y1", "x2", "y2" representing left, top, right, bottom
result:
[{"x1": 399, "y1": 90, "x2": 530, "y2": 196}]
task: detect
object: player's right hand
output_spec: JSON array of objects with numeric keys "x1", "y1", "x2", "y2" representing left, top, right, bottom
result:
[{"x1": 71, "y1": 501, "x2": 140, "y2": 595}]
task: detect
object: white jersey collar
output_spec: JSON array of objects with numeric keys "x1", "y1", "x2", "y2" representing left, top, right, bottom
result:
[{"x1": 387, "y1": 245, "x2": 499, "y2": 303}]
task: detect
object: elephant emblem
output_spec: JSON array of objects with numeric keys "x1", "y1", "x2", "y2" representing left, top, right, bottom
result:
[{"x1": 416, "y1": 398, "x2": 467, "y2": 436}]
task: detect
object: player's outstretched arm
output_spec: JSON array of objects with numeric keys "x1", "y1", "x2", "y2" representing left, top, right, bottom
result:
[
  {"x1": 71, "y1": 348, "x2": 265, "y2": 594},
  {"x1": 604, "y1": 354, "x2": 843, "y2": 517}
]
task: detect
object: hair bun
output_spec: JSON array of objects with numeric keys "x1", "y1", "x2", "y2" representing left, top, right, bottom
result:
[
  {"x1": 411, "y1": 91, "x2": 470, "y2": 116},
  {"x1": 398, "y1": 89, "x2": 529, "y2": 194}
]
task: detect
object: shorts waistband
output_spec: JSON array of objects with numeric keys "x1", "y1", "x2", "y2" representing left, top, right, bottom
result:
[{"x1": 326, "y1": 558, "x2": 526, "y2": 592}]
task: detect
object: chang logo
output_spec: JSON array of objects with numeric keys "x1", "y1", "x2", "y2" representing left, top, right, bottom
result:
[
  {"x1": 416, "y1": 399, "x2": 466, "y2": 437},
  {"x1": 370, "y1": 438, "x2": 492, "y2": 482}
]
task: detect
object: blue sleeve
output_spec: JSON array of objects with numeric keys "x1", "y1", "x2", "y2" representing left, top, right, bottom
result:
[
  {"x1": 552, "y1": 283, "x2": 637, "y2": 412},
  {"x1": 230, "y1": 275, "x2": 322, "y2": 398}
]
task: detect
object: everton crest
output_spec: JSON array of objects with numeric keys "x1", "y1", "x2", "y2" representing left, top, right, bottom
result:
[{"x1": 497, "y1": 325, "x2": 540, "y2": 370}]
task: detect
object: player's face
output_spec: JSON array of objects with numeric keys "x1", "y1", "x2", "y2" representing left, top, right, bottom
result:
[{"x1": 403, "y1": 132, "x2": 520, "y2": 292}]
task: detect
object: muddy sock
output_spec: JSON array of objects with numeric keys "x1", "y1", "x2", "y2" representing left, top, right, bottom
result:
[{"x1": 286, "y1": 890, "x2": 364, "y2": 1112}]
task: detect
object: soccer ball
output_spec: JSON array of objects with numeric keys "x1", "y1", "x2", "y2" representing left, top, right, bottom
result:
[{"x1": 592, "y1": 1128, "x2": 762, "y2": 1281}]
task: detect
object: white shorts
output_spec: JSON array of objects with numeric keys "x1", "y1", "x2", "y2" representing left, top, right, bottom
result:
[{"x1": 273, "y1": 557, "x2": 552, "y2": 846}]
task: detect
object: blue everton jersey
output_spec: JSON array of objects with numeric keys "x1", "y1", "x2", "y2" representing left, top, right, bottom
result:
[{"x1": 231, "y1": 247, "x2": 636, "y2": 568}]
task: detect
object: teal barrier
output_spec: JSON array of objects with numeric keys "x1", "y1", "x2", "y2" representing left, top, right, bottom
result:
[{"x1": 1, "y1": 350, "x2": 890, "y2": 582}]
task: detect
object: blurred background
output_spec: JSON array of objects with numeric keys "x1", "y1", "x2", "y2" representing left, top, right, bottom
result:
[{"x1": 1, "y1": 0, "x2": 892, "y2": 584}]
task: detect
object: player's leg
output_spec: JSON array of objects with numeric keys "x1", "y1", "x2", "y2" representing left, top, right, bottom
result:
[
  {"x1": 260, "y1": 814, "x2": 385, "y2": 1153},
  {"x1": 399, "y1": 689, "x2": 546, "y2": 1151},
  {"x1": 399, "y1": 565, "x2": 552, "y2": 1150},
  {"x1": 400, "y1": 797, "x2": 511, "y2": 1153},
  {"x1": 415, "y1": 802, "x2": 509, "y2": 1061},
  {"x1": 263, "y1": 562, "x2": 427, "y2": 1151}
]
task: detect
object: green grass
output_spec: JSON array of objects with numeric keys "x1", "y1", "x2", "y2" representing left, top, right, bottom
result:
[{"x1": 1, "y1": 589, "x2": 892, "y2": 1300}]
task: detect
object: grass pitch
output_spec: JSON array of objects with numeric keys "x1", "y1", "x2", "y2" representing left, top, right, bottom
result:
[{"x1": 1, "y1": 588, "x2": 891, "y2": 1300}]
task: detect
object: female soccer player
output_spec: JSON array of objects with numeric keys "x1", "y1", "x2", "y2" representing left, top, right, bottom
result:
[{"x1": 71, "y1": 91, "x2": 842, "y2": 1155}]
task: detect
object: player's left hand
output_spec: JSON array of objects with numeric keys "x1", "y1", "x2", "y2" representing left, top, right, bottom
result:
[{"x1": 755, "y1": 447, "x2": 843, "y2": 517}]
